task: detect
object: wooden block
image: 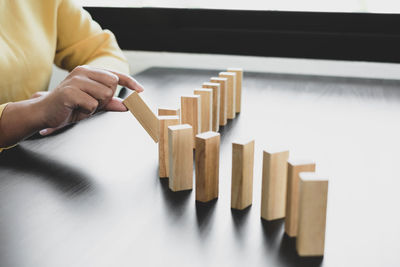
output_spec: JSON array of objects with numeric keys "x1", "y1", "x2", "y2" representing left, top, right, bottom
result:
[
  {"x1": 210, "y1": 77, "x2": 228, "y2": 126},
  {"x1": 195, "y1": 131, "x2": 220, "y2": 202},
  {"x1": 194, "y1": 89, "x2": 213, "y2": 133},
  {"x1": 180, "y1": 95, "x2": 201, "y2": 148},
  {"x1": 158, "y1": 108, "x2": 180, "y2": 122},
  {"x1": 219, "y1": 72, "x2": 236, "y2": 119},
  {"x1": 227, "y1": 68, "x2": 243, "y2": 113},
  {"x1": 168, "y1": 124, "x2": 194, "y2": 191},
  {"x1": 202, "y1": 82, "x2": 220, "y2": 132},
  {"x1": 297, "y1": 172, "x2": 328, "y2": 257},
  {"x1": 285, "y1": 160, "x2": 316, "y2": 237},
  {"x1": 158, "y1": 115, "x2": 180, "y2": 178},
  {"x1": 231, "y1": 139, "x2": 255, "y2": 210},
  {"x1": 260, "y1": 148, "x2": 289, "y2": 221},
  {"x1": 123, "y1": 91, "x2": 159, "y2": 142}
]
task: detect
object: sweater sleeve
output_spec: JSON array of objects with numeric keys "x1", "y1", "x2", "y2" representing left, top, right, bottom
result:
[
  {"x1": 54, "y1": 0, "x2": 129, "y2": 74},
  {"x1": 0, "y1": 103, "x2": 14, "y2": 152}
]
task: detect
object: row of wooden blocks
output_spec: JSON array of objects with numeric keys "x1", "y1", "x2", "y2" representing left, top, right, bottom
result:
[
  {"x1": 164, "y1": 129, "x2": 328, "y2": 257},
  {"x1": 122, "y1": 68, "x2": 328, "y2": 257}
]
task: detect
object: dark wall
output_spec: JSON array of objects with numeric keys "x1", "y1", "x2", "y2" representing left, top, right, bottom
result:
[{"x1": 85, "y1": 7, "x2": 400, "y2": 63}]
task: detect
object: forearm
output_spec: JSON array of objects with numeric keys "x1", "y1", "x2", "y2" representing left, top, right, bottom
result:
[{"x1": 0, "y1": 99, "x2": 46, "y2": 147}]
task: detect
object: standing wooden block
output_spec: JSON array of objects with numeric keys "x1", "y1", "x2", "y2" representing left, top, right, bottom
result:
[
  {"x1": 158, "y1": 115, "x2": 180, "y2": 178},
  {"x1": 210, "y1": 77, "x2": 228, "y2": 126},
  {"x1": 231, "y1": 139, "x2": 255, "y2": 210},
  {"x1": 202, "y1": 82, "x2": 220, "y2": 132},
  {"x1": 285, "y1": 160, "x2": 316, "y2": 237},
  {"x1": 219, "y1": 72, "x2": 236, "y2": 119},
  {"x1": 195, "y1": 131, "x2": 220, "y2": 202},
  {"x1": 180, "y1": 95, "x2": 201, "y2": 148},
  {"x1": 261, "y1": 149, "x2": 289, "y2": 221},
  {"x1": 123, "y1": 91, "x2": 159, "y2": 143},
  {"x1": 158, "y1": 108, "x2": 180, "y2": 122},
  {"x1": 194, "y1": 89, "x2": 213, "y2": 133},
  {"x1": 297, "y1": 172, "x2": 329, "y2": 257},
  {"x1": 227, "y1": 68, "x2": 243, "y2": 113},
  {"x1": 168, "y1": 124, "x2": 194, "y2": 191}
]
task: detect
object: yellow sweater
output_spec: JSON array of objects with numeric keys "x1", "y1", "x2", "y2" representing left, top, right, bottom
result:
[{"x1": 0, "y1": 0, "x2": 129, "y2": 117}]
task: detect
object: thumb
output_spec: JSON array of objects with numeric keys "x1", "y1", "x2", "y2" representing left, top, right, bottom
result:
[{"x1": 104, "y1": 97, "x2": 128, "y2": 112}]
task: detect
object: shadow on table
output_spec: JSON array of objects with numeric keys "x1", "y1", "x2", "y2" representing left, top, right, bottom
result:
[
  {"x1": 0, "y1": 146, "x2": 95, "y2": 196},
  {"x1": 159, "y1": 178, "x2": 191, "y2": 219},
  {"x1": 195, "y1": 199, "x2": 217, "y2": 238},
  {"x1": 260, "y1": 218, "x2": 323, "y2": 267},
  {"x1": 230, "y1": 206, "x2": 251, "y2": 240}
]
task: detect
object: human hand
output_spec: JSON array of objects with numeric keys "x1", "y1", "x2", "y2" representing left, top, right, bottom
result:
[{"x1": 36, "y1": 65, "x2": 144, "y2": 135}]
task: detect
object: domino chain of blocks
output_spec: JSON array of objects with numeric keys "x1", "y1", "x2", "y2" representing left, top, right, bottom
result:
[{"x1": 123, "y1": 68, "x2": 329, "y2": 258}]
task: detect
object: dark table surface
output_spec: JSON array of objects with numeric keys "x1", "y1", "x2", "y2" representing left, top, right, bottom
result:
[{"x1": 1, "y1": 67, "x2": 400, "y2": 267}]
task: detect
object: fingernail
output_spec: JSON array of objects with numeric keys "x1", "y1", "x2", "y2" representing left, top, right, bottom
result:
[{"x1": 39, "y1": 129, "x2": 48, "y2": 135}]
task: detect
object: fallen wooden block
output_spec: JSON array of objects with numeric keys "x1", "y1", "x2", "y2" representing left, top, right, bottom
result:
[
  {"x1": 227, "y1": 68, "x2": 243, "y2": 113},
  {"x1": 180, "y1": 95, "x2": 201, "y2": 149},
  {"x1": 168, "y1": 124, "x2": 194, "y2": 191},
  {"x1": 123, "y1": 91, "x2": 159, "y2": 142},
  {"x1": 158, "y1": 108, "x2": 180, "y2": 122},
  {"x1": 202, "y1": 82, "x2": 220, "y2": 132},
  {"x1": 219, "y1": 72, "x2": 236, "y2": 119},
  {"x1": 261, "y1": 148, "x2": 289, "y2": 221},
  {"x1": 158, "y1": 115, "x2": 180, "y2": 178},
  {"x1": 297, "y1": 172, "x2": 329, "y2": 257},
  {"x1": 194, "y1": 88, "x2": 213, "y2": 133},
  {"x1": 285, "y1": 160, "x2": 316, "y2": 237},
  {"x1": 210, "y1": 77, "x2": 228, "y2": 126},
  {"x1": 231, "y1": 139, "x2": 255, "y2": 210},
  {"x1": 195, "y1": 131, "x2": 220, "y2": 202}
]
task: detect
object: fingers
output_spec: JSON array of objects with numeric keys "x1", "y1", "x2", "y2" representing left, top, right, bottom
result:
[
  {"x1": 71, "y1": 65, "x2": 145, "y2": 93},
  {"x1": 64, "y1": 86, "x2": 99, "y2": 115},
  {"x1": 108, "y1": 70, "x2": 145, "y2": 93},
  {"x1": 31, "y1": 91, "x2": 48, "y2": 99},
  {"x1": 103, "y1": 97, "x2": 128, "y2": 112},
  {"x1": 67, "y1": 76, "x2": 113, "y2": 109}
]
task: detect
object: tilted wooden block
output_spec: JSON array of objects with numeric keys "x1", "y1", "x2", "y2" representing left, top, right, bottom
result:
[
  {"x1": 227, "y1": 68, "x2": 243, "y2": 113},
  {"x1": 231, "y1": 139, "x2": 255, "y2": 210},
  {"x1": 202, "y1": 82, "x2": 220, "y2": 132},
  {"x1": 168, "y1": 124, "x2": 194, "y2": 191},
  {"x1": 158, "y1": 108, "x2": 180, "y2": 122},
  {"x1": 158, "y1": 115, "x2": 180, "y2": 178},
  {"x1": 285, "y1": 160, "x2": 316, "y2": 237},
  {"x1": 261, "y1": 148, "x2": 289, "y2": 221},
  {"x1": 297, "y1": 172, "x2": 329, "y2": 257},
  {"x1": 194, "y1": 88, "x2": 213, "y2": 133},
  {"x1": 195, "y1": 131, "x2": 220, "y2": 202},
  {"x1": 123, "y1": 91, "x2": 159, "y2": 143},
  {"x1": 210, "y1": 77, "x2": 228, "y2": 126},
  {"x1": 219, "y1": 72, "x2": 236, "y2": 119},
  {"x1": 180, "y1": 95, "x2": 201, "y2": 149}
]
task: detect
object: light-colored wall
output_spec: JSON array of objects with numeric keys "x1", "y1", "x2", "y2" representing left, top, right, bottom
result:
[{"x1": 49, "y1": 51, "x2": 400, "y2": 90}]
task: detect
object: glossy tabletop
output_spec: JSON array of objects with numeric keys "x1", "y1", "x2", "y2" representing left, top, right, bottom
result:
[{"x1": 1, "y1": 67, "x2": 400, "y2": 267}]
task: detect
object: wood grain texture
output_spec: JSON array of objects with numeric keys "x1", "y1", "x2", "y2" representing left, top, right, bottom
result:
[
  {"x1": 180, "y1": 95, "x2": 201, "y2": 149},
  {"x1": 261, "y1": 149, "x2": 289, "y2": 221},
  {"x1": 227, "y1": 68, "x2": 243, "y2": 113},
  {"x1": 168, "y1": 124, "x2": 194, "y2": 191},
  {"x1": 285, "y1": 160, "x2": 316, "y2": 237},
  {"x1": 158, "y1": 108, "x2": 180, "y2": 122},
  {"x1": 210, "y1": 77, "x2": 228, "y2": 126},
  {"x1": 123, "y1": 91, "x2": 159, "y2": 142},
  {"x1": 219, "y1": 72, "x2": 236, "y2": 119},
  {"x1": 297, "y1": 173, "x2": 329, "y2": 257},
  {"x1": 195, "y1": 131, "x2": 220, "y2": 202},
  {"x1": 202, "y1": 82, "x2": 220, "y2": 132},
  {"x1": 194, "y1": 89, "x2": 213, "y2": 133},
  {"x1": 231, "y1": 140, "x2": 255, "y2": 210},
  {"x1": 158, "y1": 116, "x2": 180, "y2": 178}
]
